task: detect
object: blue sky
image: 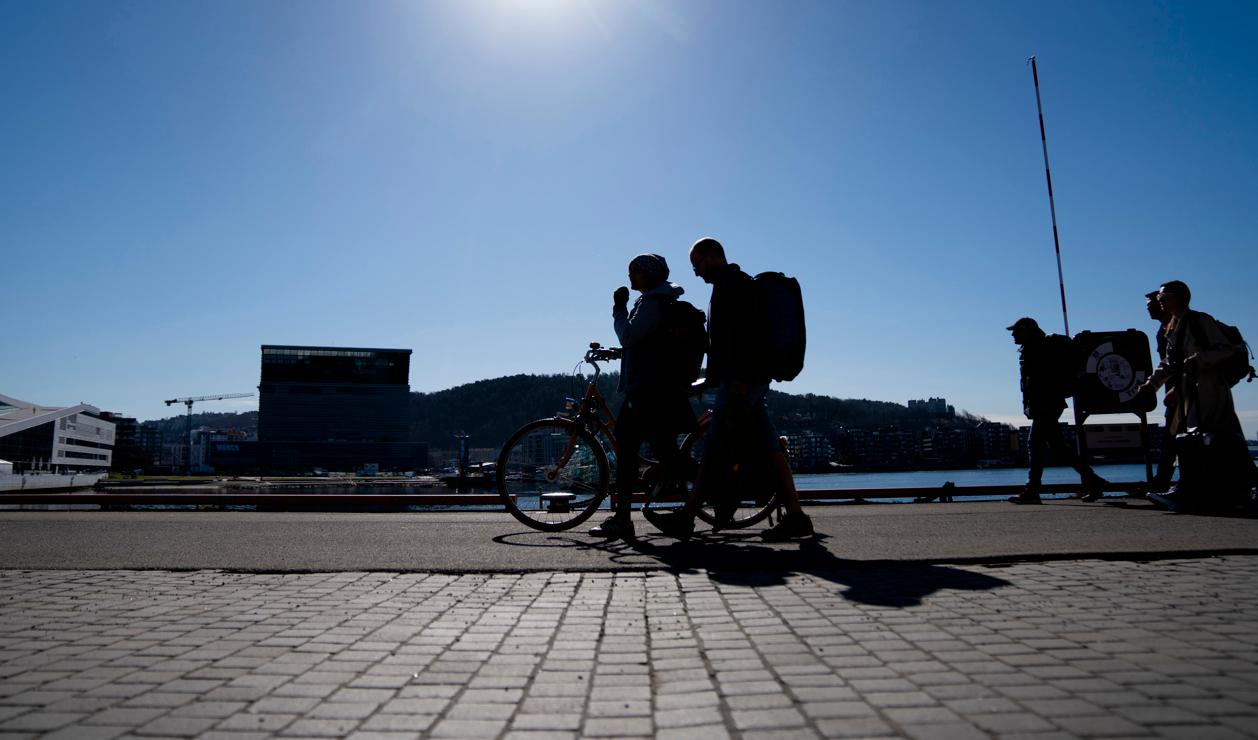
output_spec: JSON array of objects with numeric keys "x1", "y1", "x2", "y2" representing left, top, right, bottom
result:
[{"x1": 3, "y1": 0, "x2": 1256, "y2": 433}]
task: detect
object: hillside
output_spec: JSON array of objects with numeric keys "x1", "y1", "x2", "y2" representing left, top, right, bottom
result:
[{"x1": 140, "y1": 375, "x2": 977, "y2": 449}]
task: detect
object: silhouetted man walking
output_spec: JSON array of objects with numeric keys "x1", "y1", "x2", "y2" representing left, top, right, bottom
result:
[
  {"x1": 649, "y1": 237, "x2": 813, "y2": 540},
  {"x1": 1007, "y1": 317, "x2": 1108, "y2": 505}
]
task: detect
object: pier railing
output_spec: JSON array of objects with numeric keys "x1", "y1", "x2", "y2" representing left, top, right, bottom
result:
[{"x1": 0, "y1": 481, "x2": 1144, "y2": 510}]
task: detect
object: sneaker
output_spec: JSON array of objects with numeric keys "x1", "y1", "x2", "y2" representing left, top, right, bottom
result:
[
  {"x1": 1007, "y1": 491, "x2": 1042, "y2": 505},
  {"x1": 1079, "y1": 476, "x2": 1108, "y2": 502},
  {"x1": 589, "y1": 516, "x2": 634, "y2": 539},
  {"x1": 761, "y1": 511, "x2": 815, "y2": 542},
  {"x1": 1147, "y1": 492, "x2": 1184, "y2": 512},
  {"x1": 649, "y1": 510, "x2": 695, "y2": 540}
]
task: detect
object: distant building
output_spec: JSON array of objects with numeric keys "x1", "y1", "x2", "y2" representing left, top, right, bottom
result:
[
  {"x1": 0, "y1": 393, "x2": 115, "y2": 474},
  {"x1": 837, "y1": 427, "x2": 919, "y2": 470},
  {"x1": 99, "y1": 412, "x2": 138, "y2": 448},
  {"x1": 259, "y1": 345, "x2": 412, "y2": 443},
  {"x1": 908, "y1": 397, "x2": 955, "y2": 417},
  {"x1": 1015, "y1": 421, "x2": 1161, "y2": 466},
  {"x1": 228, "y1": 345, "x2": 427, "y2": 474},
  {"x1": 137, "y1": 425, "x2": 164, "y2": 465},
  {"x1": 975, "y1": 422, "x2": 1018, "y2": 466},
  {"x1": 783, "y1": 431, "x2": 833, "y2": 472}
]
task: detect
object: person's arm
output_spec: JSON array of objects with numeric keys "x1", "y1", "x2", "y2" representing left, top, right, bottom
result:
[{"x1": 614, "y1": 295, "x2": 662, "y2": 348}]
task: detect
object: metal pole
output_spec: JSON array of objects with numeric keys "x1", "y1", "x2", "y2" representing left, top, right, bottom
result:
[
  {"x1": 185, "y1": 400, "x2": 193, "y2": 476},
  {"x1": 1030, "y1": 56, "x2": 1071, "y2": 337}
]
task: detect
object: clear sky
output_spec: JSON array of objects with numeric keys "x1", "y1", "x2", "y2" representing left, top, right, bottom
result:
[{"x1": 3, "y1": 0, "x2": 1256, "y2": 433}]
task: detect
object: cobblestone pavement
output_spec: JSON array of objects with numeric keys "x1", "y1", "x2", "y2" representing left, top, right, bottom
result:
[{"x1": 1, "y1": 558, "x2": 1257, "y2": 739}]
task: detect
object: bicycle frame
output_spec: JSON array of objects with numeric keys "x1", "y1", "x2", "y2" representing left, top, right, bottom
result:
[{"x1": 560, "y1": 349, "x2": 623, "y2": 458}]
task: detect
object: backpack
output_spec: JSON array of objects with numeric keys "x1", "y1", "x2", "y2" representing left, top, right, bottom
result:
[
  {"x1": 655, "y1": 297, "x2": 708, "y2": 386},
  {"x1": 1189, "y1": 312, "x2": 1257, "y2": 387},
  {"x1": 754, "y1": 272, "x2": 806, "y2": 382},
  {"x1": 1044, "y1": 333, "x2": 1082, "y2": 398}
]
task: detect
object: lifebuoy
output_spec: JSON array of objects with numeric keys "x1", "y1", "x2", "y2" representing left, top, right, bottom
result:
[{"x1": 1073, "y1": 330, "x2": 1157, "y2": 415}]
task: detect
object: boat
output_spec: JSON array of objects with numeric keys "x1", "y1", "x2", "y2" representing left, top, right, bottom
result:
[{"x1": 440, "y1": 462, "x2": 498, "y2": 489}]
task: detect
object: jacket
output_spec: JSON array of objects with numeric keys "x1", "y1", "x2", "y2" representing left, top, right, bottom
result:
[
  {"x1": 613, "y1": 282, "x2": 687, "y2": 394},
  {"x1": 704, "y1": 263, "x2": 770, "y2": 386}
]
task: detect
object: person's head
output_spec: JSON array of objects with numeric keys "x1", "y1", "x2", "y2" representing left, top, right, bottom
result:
[
  {"x1": 1007, "y1": 317, "x2": 1044, "y2": 346},
  {"x1": 688, "y1": 237, "x2": 727, "y2": 283},
  {"x1": 628, "y1": 253, "x2": 669, "y2": 292},
  {"x1": 1155, "y1": 280, "x2": 1191, "y2": 317},
  {"x1": 1145, "y1": 290, "x2": 1165, "y2": 322}
]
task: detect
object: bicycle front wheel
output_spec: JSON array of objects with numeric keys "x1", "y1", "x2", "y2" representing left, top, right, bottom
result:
[{"x1": 497, "y1": 419, "x2": 610, "y2": 531}]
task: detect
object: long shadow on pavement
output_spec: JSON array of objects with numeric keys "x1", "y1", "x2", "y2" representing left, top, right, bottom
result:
[{"x1": 494, "y1": 529, "x2": 1012, "y2": 608}]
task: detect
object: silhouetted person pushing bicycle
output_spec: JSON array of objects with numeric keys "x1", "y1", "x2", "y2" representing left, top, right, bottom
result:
[
  {"x1": 589, "y1": 254, "x2": 697, "y2": 539},
  {"x1": 649, "y1": 238, "x2": 814, "y2": 541}
]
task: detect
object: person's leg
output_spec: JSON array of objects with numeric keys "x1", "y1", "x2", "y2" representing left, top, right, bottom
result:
[
  {"x1": 1010, "y1": 415, "x2": 1048, "y2": 504},
  {"x1": 1027, "y1": 416, "x2": 1048, "y2": 490},
  {"x1": 649, "y1": 385, "x2": 728, "y2": 538},
  {"x1": 1043, "y1": 418, "x2": 1104, "y2": 486},
  {"x1": 590, "y1": 397, "x2": 639, "y2": 537},
  {"x1": 1151, "y1": 407, "x2": 1178, "y2": 491},
  {"x1": 749, "y1": 385, "x2": 812, "y2": 540}
]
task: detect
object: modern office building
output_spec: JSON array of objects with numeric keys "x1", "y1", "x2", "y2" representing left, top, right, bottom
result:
[
  {"x1": 245, "y1": 345, "x2": 426, "y2": 474},
  {"x1": 0, "y1": 394, "x2": 115, "y2": 489},
  {"x1": 259, "y1": 345, "x2": 412, "y2": 443}
]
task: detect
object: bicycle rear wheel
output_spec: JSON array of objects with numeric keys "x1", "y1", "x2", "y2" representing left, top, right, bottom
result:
[
  {"x1": 686, "y1": 424, "x2": 780, "y2": 530},
  {"x1": 642, "y1": 420, "x2": 780, "y2": 530},
  {"x1": 497, "y1": 419, "x2": 610, "y2": 531}
]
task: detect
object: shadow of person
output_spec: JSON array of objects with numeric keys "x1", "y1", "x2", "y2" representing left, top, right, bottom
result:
[{"x1": 495, "y1": 527, "x2": 1012, "y2": 609}]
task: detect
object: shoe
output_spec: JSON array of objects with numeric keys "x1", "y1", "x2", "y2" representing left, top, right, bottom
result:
[
  {"x1": 1007, "y1": 492, "x2": 1042, "y2": 505},
  {"x1": 589, "y1": 516, "x2": 634, "y2": 539},
  {"x1": 1079, "y1": 490, "x2": 1103, "y2": 503},
  {"x1": 1147, "y1": 492, "x2": 1192, "y2": 513},
  {"x1": 649, "y1": 510, "x2": 695, "y2": 540},
  {"x1": 761, "y1": 511, "x2": 815, "y2": 542}
]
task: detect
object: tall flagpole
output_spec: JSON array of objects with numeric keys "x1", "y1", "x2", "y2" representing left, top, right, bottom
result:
[{"x1": 1029, "y1": 55, "x2": 1071, "y2": 337}]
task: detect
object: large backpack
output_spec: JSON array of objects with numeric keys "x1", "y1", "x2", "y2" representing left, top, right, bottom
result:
[
  {"x1": 1043, "y1": 333, "x2": 1082, "y2": 398},
  {"x1": 655, "y1": 297, "x2": 708, "y2": 386},
  {"x1": 1189, "y1": 312, "x2": 1257, "y2": 387},
  {"x1": 753, "y1": 272, "x2": 806, "y2": 382}
]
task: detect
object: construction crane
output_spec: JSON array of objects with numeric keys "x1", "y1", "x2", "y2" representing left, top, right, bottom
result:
[{"x1": 164, "y1": 393, "x2": 253, "y2": 475}]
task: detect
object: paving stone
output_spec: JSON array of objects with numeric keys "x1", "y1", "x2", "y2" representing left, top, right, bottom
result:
[{"x1": 3, "y1": 561, "x2": 1258, "y2": 740}]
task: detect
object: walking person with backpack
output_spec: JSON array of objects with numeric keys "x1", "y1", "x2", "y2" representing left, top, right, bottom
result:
[
  {"x1": 1137, "y1": 280, "x2": 1255, "y2": 513},
  {"x1": 589, "y1": 253, "x2": 698, "y2": 539},
  {"x1": 649, "y1": 237, "x2": 814, "y2": 541},
  {"x1": 1006, "y1": 317, "x2": 1110, "y2": 505}
]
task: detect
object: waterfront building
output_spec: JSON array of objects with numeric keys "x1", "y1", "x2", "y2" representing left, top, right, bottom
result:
[
  {"x1": 233, "y1": 345, "x2": 428, "y2": 474},
  {"x1": 783, "y1": 431, "x2": 834, "y2": 472},
  {"x1": 0, "y1": 393, "x2": 115, "y2": 489},
  {"x1": 975, "y1": 421, "x2": 1019, "y2": 466},
  {"x1": 837, "y1": 427, "x2": 919, "y2": 470},
  {"x1": 923, "y1": 426, "x2": 978, "y2": 468}
]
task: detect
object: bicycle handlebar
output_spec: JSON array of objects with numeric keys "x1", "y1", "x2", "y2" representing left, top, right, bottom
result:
[{"x1": 585, "y1": 346, "x2": 622, "y2": 363}]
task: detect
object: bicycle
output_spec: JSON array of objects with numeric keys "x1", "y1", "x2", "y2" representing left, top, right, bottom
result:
[{"x1": 495, "y1": 343, "x2": 782, "y2": 532}]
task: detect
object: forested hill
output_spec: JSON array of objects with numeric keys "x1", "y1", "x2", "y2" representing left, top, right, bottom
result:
[
  {"x1": 410, "y1": 373, "x2": 619, "y2": 448},
  {"x1": 140, "y1": 375, "x2": 978, "y2": 448},
  {"x1": 410, "y1": 374, "x2": 977, "y2": 449}
]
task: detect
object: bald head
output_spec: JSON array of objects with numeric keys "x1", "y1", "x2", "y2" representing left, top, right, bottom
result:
[
  {"x1": 689, "y1": 237, "x2": 724, "y2": 261},
  {"x1": 689, "y1": 237, "x2": 727, "y2": 282}
]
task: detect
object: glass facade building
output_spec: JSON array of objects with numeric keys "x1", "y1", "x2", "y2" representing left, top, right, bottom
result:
[
  {"x1": 259, "y1": 345, "x2": 412, "y2": 444},
  {"x1": 255, "y1": 345, "x2": 425, "y2": 473}
]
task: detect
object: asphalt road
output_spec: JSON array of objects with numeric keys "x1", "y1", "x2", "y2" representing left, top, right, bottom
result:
[{"x1": 1, "y1": 499, "x2": 1255, "y2": 572}]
